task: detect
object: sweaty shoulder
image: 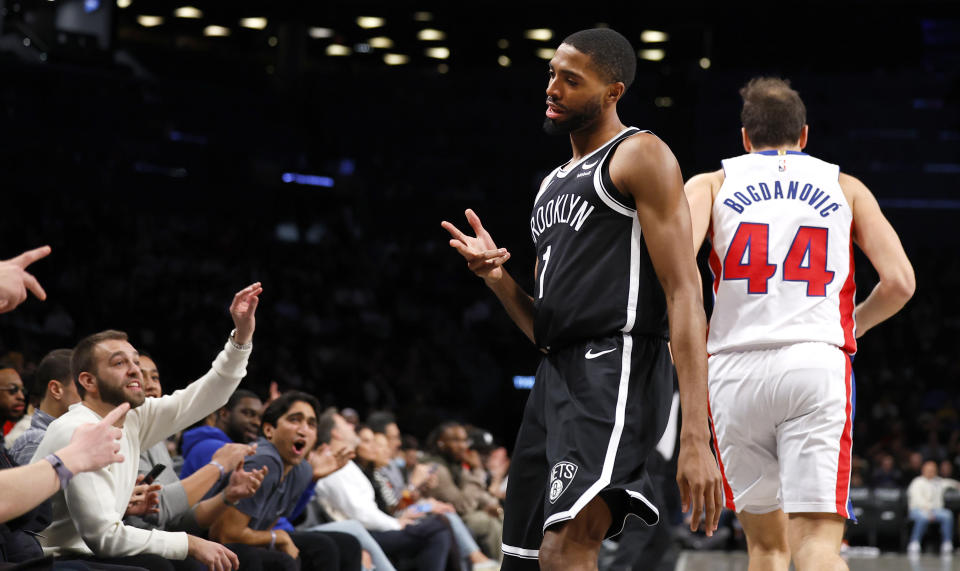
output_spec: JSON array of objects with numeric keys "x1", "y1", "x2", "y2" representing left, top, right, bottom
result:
[{"x1": 608, "y1": 132, "x2": 681, "y2": 199}]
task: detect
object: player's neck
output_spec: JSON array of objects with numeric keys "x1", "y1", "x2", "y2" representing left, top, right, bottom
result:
[
  {"x1": 568, "y1": 116, "x2": 626, "y2": 161},
  {"x1": 750, "y1": 145, "x2": 803, "y2": 153}
]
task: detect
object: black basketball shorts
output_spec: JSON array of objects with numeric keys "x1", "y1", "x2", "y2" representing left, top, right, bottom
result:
[{"x1": 500, "y1": 332, "x2": 673, "y2": 567}]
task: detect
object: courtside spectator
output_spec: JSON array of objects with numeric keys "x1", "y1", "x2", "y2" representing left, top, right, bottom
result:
[
  {"x1": 179, "y1": 389, "x2": 262, "y2": 478},
  {"x1": 208, "y1": 391, "x2": 362, "y2": 571},
  {"x1": 907, "y1": 460, "x2": 960, "y2": 555},
  {"x1": 10, "y1": 349, "x2": 77, "y2": 465},
  {"x1": 128, "y1": 353, "x2": 264, "y2": 534},
  {"x1": 312, "y1": 408, "x2": 455, "y2": 571},
  {"x1": 31, "y1": 283, "x2": 262, "y2": 570},
  {"x1": 424, "y1": 422, "x2": 503, "y2": 560}
]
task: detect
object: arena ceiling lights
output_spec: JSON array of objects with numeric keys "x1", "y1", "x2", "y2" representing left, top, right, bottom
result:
[{"x1": 107, "y1": 3, "x2": 716, "y2": 75}]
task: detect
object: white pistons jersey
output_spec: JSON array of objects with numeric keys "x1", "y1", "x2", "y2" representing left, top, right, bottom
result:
[{"x1": 706, "y1": 151, "x2": 857, "y2": 356}]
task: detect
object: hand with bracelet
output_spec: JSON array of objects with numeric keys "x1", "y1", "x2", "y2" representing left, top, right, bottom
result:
[
  {"x1": 1, "y1": 403, "x2": 129, "y2": 523},
  {"x1": 210, "y1": 443, "x2": 256, "y2": 479}
]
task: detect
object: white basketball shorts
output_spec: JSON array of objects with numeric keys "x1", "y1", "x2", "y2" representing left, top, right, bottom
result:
[{"x1": 707, "y1": 342, "x2": 854, "y2": 518}]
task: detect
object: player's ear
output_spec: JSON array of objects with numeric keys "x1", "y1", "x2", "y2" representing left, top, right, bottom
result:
[
  {"x1": 607, "y1": 82, "x2": 625, "y2": 104},
  {"x1": 741, "y1": 128, "x2": 752, "y2": 152},
  {"x1": 798, "y1": 125, "x2": 809, "y2": 150}
]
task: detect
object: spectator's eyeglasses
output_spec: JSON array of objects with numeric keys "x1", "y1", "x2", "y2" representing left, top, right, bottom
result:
[{"x1": 0, "y1": 386, "x2": 25, "y2": 396}]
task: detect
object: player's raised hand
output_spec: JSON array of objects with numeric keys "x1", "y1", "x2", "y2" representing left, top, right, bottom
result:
[
  {"x1": 229, "y1": 283, "x2": 262, "y2": 345},
  {"x1": 441, "y1": 209, "x2": 511, "y2": 282},
  {"x1": 676, "y1": 441, "x2": 724, "y2": 537},
  {"x1": 0, "y1": 245, "x2": 51, "y2": 313}
]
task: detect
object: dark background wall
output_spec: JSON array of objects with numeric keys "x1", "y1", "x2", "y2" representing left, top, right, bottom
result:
[{"x1": 0, "y1": 0, "x2": 957, "y2": 459}]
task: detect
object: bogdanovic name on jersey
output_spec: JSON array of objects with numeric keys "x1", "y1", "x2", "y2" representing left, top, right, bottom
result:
[
  {"x1": 722, "y1": 179, "x2": 842, "y2": 218},
  {"x1": 530, "y1": 193, "x2": 595, "y2": 244}
]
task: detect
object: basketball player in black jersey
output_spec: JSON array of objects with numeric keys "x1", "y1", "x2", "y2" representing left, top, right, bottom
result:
[{"x1": 442, "y1": 28, "x2": 722, "y2": 570}]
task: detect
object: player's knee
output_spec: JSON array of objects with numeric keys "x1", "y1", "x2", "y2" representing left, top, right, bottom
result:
[
  {"x1": 746, "y1": 532, "x2": 789, "y2": 556},
  {"x1": 792, "y1": 544, "x2": 847, "y2": 571},
  {"x1": 537, "y1": 532, "x2": 568, "y2": 570},
  {"x1": 537, "y1": 543, "x2": 563, "y2": 571}
]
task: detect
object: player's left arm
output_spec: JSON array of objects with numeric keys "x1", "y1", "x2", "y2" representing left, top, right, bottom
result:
[
  {"x1": 610, "y1": 133, "x2": 722, "y2": 535},
  {"x1": 840, "y1": 173, "x2": 915, "y2": 337},
  {"x1": 683, "y1": 170, "x2": 723, "y2": 251}
]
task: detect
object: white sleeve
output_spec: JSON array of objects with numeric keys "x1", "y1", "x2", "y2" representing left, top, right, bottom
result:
[
  {"x1": 315, "y1": 470, "x2": 401, "y2": 532},
  {"x1": 137, "y1": 339, "x2": 251, "y2": 450},
  {"x1": 65, "y1": 468, "x2": 189, "y2": 559}
]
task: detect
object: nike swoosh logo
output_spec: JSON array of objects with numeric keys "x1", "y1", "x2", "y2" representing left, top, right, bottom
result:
[
  {"x1": 582, "y1": 160, "x2": 598, "y2": 170},
  {"x1": 585, "y1": 348, "x2": 616, "y2": 359}
]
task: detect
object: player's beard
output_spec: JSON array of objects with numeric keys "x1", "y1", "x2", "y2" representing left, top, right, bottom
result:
[{"x1": 543, "y1": 96, "x2": 603, "y2": 136}]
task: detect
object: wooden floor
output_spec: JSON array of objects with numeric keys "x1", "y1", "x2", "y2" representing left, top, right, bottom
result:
[{"x1": 675, "y1": 551, "x2": 960, "y2": 570}]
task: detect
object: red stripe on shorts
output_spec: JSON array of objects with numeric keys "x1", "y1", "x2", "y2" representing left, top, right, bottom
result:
[
  {"x1": 839, "y1": 221, "x2": 857, "y2": 355},
  {"x1": 835, "y1": 356, "x2": 853, "y2": 517},
  {"x1": 707, "y1": 398, "x2": 735, "y2": 511}
]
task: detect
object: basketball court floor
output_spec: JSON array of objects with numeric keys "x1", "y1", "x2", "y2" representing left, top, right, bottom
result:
[{"x1": 675, "y1": 551, "x2": 960, "y2": 570}]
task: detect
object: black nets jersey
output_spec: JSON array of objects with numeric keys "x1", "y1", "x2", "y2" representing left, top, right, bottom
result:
[{"x1": 530, "y1": 127, "x2": 669, "y2": 350}]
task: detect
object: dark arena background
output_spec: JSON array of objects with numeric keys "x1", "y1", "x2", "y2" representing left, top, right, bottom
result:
[{"x1": 0, "y1": 0, "x2": 957, "y2": 567}]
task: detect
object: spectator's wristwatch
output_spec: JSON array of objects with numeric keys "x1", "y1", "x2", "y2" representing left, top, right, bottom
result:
[{"x1": 229, "y1": 329, "x2": 252, "y2": 351}]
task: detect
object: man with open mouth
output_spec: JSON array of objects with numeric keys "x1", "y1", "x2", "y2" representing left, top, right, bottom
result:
[
  {"x1": 32, "y1": 283, "x2": 263, "y2": 571},
  {"x1": 209, "y1": 390, "x2": 363, "y2": 571}
]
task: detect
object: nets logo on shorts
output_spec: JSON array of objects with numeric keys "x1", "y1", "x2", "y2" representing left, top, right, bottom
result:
[{"x1": 548, "y1": 461, "x2": 579, "y2": 504}]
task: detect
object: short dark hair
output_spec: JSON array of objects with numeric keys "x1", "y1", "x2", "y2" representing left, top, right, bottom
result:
[
  {"x1": 225, "y1": 389, "x2": 260, "y2": 411},
  {"x1": 72, "y1": 330, "x2": 129, "y2": 398},
  {"x1": 562, "y1": 28, "x2": 637, "y2": 90},
  {"x1": 33, "y1": 349, "x2": 73, "y2": 397},
  {"x1": 401, "y1": 434, "x2": 419, "y2": 451},
  {"x1": 317, "y1": 406, "x2": 339, "y2": 445},
  {"x1": 739, "y1": 77, "x2": 807, "y2": 149},
  {"x1": 366, "y1": 410, "x2": 397, "y2": 434},
  {"x1": 259, "y1": 390, "x2": 320, "y2": 436}
]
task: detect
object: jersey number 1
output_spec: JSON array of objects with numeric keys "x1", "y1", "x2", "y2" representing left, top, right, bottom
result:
[
  {"x1": 722, "y1": 223, "x2": 835, "y2": 296},
  {"x1": 537, "y1": 245, "x2": 552, "y2": 299}
]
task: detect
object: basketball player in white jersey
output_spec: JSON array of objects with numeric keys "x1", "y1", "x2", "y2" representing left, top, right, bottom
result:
[{"x1": 684, "y1": 77, "x2": 915, "y2": 570}]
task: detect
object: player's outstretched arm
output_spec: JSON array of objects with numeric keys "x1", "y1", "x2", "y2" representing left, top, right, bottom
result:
[
  {"x1": 683, "y1": 171, "x2": 724, "y2": 251},
  {"x1": 442, "y1": 209, "x2": 536, "y2": 343},
  {"x1": 841, "y1": 173, "x2": 915, "y2": 337},
  {"x1": 612, "y1": 133, "x2": 723, "y2": 536}
]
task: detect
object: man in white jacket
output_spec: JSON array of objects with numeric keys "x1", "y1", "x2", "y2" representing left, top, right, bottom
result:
[
  {"x1": 32, "y1": 283, "x2": 262, "y2": 571},
  {"x1": 907, "y1": 459, "x2": 960, "y2": 556},
  {"x1": 312, "y1": 408, "x2": 453, "y2": 571}
]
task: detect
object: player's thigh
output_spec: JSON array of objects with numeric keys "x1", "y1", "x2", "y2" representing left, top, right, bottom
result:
[
  {"x1": 542, "y1": 494, "x2": 612, "y2": 548},
  {"x1": 708, "y1": 350, "x2": 780, "y2": 513}
]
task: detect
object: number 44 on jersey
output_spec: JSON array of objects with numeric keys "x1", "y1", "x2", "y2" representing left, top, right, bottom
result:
[{"x1": 722, "y1": 222, "x2": 835, "y2": 296}]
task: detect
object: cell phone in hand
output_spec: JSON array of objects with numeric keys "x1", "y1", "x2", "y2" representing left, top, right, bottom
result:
[
  {"x1": 410, "y1": 502, "x2": 432, "y2": 513},
  {"x1": 142, "y1": 463, "x2": 166, "y2": 485}
]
